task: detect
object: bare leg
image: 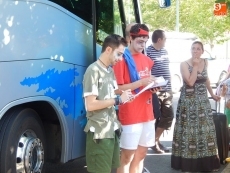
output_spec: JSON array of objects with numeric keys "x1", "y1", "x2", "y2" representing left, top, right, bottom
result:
[
  {"x1": 150, "y1": 127, "x2": 165, "y2": 153},
  {"x1": 117, "y1": 148, "x2": 135, "y2": 173},
  {"x1": 155, "y1": 127, "x2": 169, "y2": 152},
  {"x1": 155, "y1": 127, "x2": 164, "y2": 145},
  {"x1": 129, "y1": 146, "x2": 148, "y2": 173}
]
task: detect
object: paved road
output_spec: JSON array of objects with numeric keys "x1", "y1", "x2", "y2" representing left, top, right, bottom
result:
[
  {"x1": 142, "y1": 93, "x2": 229, "y2": 173},
  {"x1": 45, "y1": 93, "x2": 230, "y2": 173}
]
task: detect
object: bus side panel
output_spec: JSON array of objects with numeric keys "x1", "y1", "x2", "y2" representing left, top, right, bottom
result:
[
  {"x1": 72, "y1": 65, "x2": 87, "y2": 158},
  {"x1": 0, "y1": 59, "x2": 87, "y2": 160},
  {"x1": 0, "y1": 0, "x2": 94, "y2": 66}
]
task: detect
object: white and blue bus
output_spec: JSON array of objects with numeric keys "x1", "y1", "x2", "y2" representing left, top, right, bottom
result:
[{"x1": 0, "y1": 0, "x2": 145, "y2": 172}]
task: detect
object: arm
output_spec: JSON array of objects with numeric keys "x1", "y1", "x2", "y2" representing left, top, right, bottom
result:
[
  {"x1": 220, "y1": 84, "x2": 227, "y2": 97},
  {"x1": 223, "y1": 72, "x2": 230, "y2": 81},
  {"x1": 205, "y1": 60, "x2": 214, "y2": 96},
  {"x1": 85, "y1": 95, "x2": 115, "y2": 112},
  {"x1": 86, "y1": 90, "x2": 132, "y2": 112},
  {"x1": 117, "y1": 74, "x2": 155, "y2": 92},
  {"x1": 113, "y1": 60, "x2": 155, "y2": 93},
  {"x1": 206, "y1": 78, "x2": 215, "y2": 97},
  {"x1": 205, "y1": 61, "x2": 221, "y2": 101},
  {"x1": 224, "y1": 64, "x2": 230, "y2": 81},
  {"x1": 206, "y1": 79, "x2": 221, "y2": 101},
  {"x1": 117, "y1": 79, "x2": 142, "y2": 92},
  {"x1": 205, "y1": 60, "x2": 214, "y2": 97},
  {"x1": 83, "y1": 67, "x2": 118, "y2": 111},
  {"x1": 84, "y1": 70, "x2": 131, "y2": 111},
  {"x1": 180, "y1": 61, "x2": 198, "y2": 86}
]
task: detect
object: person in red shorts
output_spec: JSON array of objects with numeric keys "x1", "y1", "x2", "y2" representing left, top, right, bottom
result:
[{"x1": 113, "y1": 23, "x2": 158, "y2": 173}]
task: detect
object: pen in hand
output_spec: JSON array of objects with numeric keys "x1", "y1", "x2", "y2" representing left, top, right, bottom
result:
[{"x1": 120, "y1": 89, "x2": 134, "y2": 103}]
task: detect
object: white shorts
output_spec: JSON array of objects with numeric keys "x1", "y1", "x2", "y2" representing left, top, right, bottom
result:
[{"x1": 120, "y1": 120, "x2": 155, "y2": 150}]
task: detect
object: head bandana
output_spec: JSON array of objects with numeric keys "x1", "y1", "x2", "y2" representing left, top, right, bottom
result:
[{"x1": 130, "y1": 28, "x2": 149, "y2": 36}]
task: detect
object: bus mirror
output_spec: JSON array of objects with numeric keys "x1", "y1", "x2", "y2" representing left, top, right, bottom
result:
[{"x1": 158, "y1": 0, "x2": 171, "y2": 8}]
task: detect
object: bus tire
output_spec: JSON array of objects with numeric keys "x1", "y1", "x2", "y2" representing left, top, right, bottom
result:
[{"x1": 0, "y1": 108, "x2": 46, "y2": 173}]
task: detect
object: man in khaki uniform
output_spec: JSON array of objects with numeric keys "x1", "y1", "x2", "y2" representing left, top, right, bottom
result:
[{"x1": 83, "y1": 34, "x2": 133, "y2": 173}]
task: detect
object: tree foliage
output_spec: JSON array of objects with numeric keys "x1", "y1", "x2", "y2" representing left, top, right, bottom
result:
[{"x1": 141, "y1": 0, "x2": 230, "y2": 45}]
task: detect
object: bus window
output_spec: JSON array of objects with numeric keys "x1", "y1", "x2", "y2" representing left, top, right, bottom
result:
[
  {"x1": 96, "y1": 0, "x2": 136, "y2": 44},
  {"x1": 49, "y1": 0, "x2": 92, "y2": 24},
  {"x1": 49, "y1": 0, "x2": 128, "y2": 44},
  {"x1": 123, "y1": 0, "x2": 136, "y2": 24},
  {"x1": 96, "y1": 0, "x2": 123, "y2": 44}
]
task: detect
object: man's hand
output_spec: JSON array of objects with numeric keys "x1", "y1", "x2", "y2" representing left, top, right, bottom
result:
[
  {"x1": 120, "y1": 89, "x2": 134, "y2": 103},
  {"x1": 149, "y1": 87, "x2": 161, "y2": 93},
  {"x1": 140, "y1": 75, "x2": 156, "y2": 87}
]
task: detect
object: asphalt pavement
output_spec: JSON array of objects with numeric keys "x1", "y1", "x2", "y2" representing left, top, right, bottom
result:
[
  {"x1": 143, "y1": 93, "x2": 230, "y2": 173},
  {"x1": 45, "y1": 93, "x2": 230, "y2": 173}
]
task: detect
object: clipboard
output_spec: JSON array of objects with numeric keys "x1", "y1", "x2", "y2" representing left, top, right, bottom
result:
[
  {"x1": 134, "y1": 79, "x2": 168, "y2": 97},
  {"x1": 122, "y1": 77, "x2": 168, "y2": 104}
]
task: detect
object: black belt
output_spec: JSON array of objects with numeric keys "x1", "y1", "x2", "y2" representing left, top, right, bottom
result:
[{"x1": 195, "y1": 79, "x2": 207, "y2": 83}]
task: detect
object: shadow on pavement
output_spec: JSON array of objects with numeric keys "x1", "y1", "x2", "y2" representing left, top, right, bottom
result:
[{"x1": 144, "y1": 141, "x2": 229, "y2": 173}]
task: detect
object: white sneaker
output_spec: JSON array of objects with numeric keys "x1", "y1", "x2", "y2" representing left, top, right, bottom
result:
[{"x1": 142, "y1": 167, "x2": 150, "y2": 173}]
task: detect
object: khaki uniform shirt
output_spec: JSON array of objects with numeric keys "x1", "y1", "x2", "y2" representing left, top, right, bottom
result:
[{"x1": 83, "y1": 62, "x2": 121, "y2": 139}]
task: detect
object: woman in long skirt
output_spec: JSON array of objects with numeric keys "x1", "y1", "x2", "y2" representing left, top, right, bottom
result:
[{"x1": 171, "y1": 41, "x2": 221, "y2": 172}]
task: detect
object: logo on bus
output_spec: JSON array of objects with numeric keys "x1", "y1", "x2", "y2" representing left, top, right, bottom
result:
[{"x1": 214, "y1": 3, "x2": 227, "y2": 16}]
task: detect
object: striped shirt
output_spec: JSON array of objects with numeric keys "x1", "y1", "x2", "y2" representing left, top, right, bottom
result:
[{"x1": 146, "y1": 45, "x2": 172, "y2": 91}]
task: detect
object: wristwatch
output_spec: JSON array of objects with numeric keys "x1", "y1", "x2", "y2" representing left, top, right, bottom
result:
[{"x1": 114, "y1": 95, "x2": 122, "y2": 105}]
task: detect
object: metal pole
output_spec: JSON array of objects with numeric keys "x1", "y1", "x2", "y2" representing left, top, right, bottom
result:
[
  {"x1": 132, "y1": 0, "x2": 142, "y2": 23},
  {"x1": 92, "y1": 0, "x2": 97, "y2": 61},
  {"x1": 227, "y1": 40, "x2": 229, "y2": 60},
  {"x1": 176, "y1": 0, "x2": 180, "y2": 32}
]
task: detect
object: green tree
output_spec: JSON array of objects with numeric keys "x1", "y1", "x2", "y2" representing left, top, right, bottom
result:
[{"x1": 141, "y1": 0, "x2": 230, "y2": 47}]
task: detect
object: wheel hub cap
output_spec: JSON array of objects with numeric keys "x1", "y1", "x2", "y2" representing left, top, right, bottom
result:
[{"x1": 16, "y1": 130, "x2": 44, "y2": 173}]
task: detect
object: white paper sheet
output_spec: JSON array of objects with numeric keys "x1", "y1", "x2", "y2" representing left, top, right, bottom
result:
[
  {"x1": 122, "y1": 76, "x2": 168, "y2": 104},
  {"x1": 134, "y1": 79, "x2": 168, "y2": 97}
]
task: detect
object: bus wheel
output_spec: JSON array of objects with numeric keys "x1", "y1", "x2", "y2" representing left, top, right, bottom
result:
[
  {"x1": 171, "y1": 74, "x2": 181, "y2": 93},
  {"x1": 0, "y1": 108, "x2": 46, "y2": 173}
]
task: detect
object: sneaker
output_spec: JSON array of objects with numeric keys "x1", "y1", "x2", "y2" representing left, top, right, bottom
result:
[
  {"x1": 142, "y1": 167, "x2": 150, "y2": 173},
  {"x1": 150, "y1": 145, "x2": 164, "y2": 154},
  {"x1": 158, "y1": 143, "x2": 170, "y2": 153}
]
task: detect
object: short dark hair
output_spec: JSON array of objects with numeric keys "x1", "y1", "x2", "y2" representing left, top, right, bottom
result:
[
  {"x1": 192, "y1": 41, "x2": 204, "y2": 51},
  {"x1": 130, "y1": 23, "x2": 149, "y2": 39},
  {"x1": 152, "y1": 29, "x2": 164, "y2": 43},
  {"x1": 101, "y1": 34, "x2": 127, "y2": 53}
]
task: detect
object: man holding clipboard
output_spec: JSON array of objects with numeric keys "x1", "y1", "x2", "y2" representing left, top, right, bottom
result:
[
  {"x1": 113, "y1": 23, "x2": 159, "y2": 173},
  {"x1": 146, "y1": 30, "x2": 174, "y2": 154}
]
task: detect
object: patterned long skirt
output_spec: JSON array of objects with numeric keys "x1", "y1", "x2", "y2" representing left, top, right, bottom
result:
[{"x1": 171, "y1": 91, "x2": 220, "y2": 172}]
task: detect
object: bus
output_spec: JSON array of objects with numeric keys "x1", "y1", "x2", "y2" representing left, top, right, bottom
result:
[{"x1": 0, "y1": 0, "x2": 144, "y2": 172}]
